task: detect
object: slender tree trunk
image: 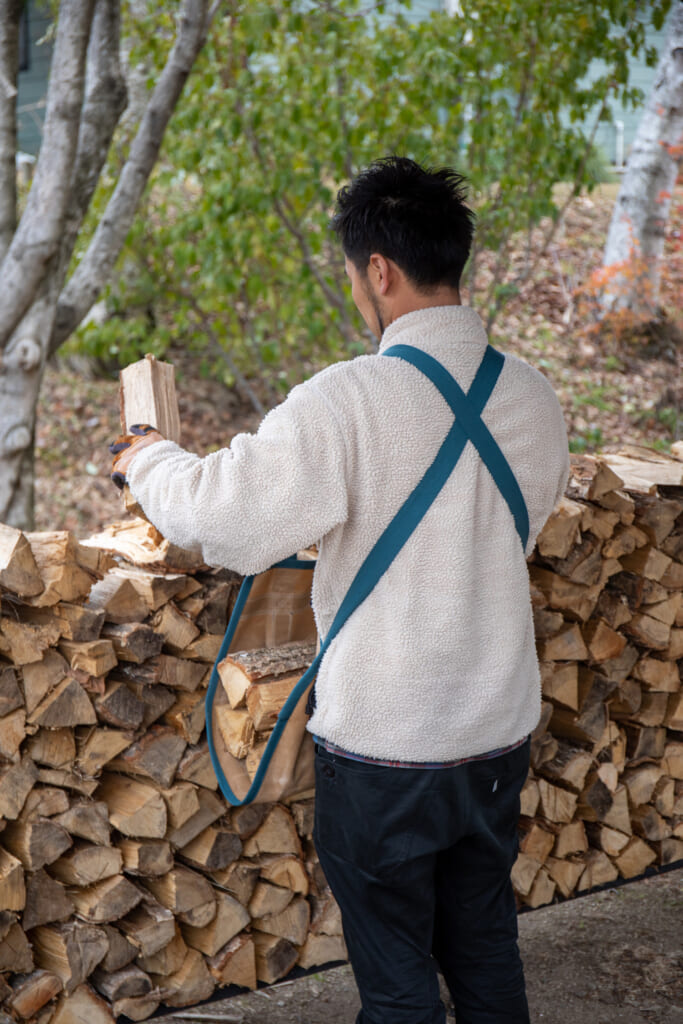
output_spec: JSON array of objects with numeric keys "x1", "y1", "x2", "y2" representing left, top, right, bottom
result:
[
  {"x1": 0, "y1": 0, "x2": 96, "y2": 344},
  {"x1": 0, "y1": 1, "x2": 23, "y2": 260},
  {"x1": 0, "y1": 291, "x2": 55, "y2": 527},
  {"x1": 600, "y1": 3, "x2": 683, "y2": 317},
  {"x1": 0, "y1": 0, "x2": 217, "y2": 529},
  {"x1": 50, "y1": 0, "x2": 218, "y2": 351},
  {"x1": 0, "y1": 0, "x2": 100, "y2": 529}
]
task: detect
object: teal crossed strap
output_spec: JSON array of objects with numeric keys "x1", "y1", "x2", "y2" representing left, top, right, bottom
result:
[
  {"x1": 384, "y1": 344, "x2": 529, "y2": 550},
  {"x1": 206, "y1": 343, "x2": 529, "y2": 805}
]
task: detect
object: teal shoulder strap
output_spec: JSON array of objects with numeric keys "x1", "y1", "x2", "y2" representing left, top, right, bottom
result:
[
  {"x1": 206, "y1": 344, "x2": 527, "y2": 805},
  {"x1": 383, "y1": 344, "x2": 529, "y2": 549}
]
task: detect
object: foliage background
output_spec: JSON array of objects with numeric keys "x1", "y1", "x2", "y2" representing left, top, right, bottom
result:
[
  {"x1": 66, "y1": 0, "x2": 674, "y2": 409},
  {"x1": 41, "y1": 180, "x2": 682, "y2": 535},
  {"x1": 35, "y1": 0, "x2": 680, "y2": 534}
]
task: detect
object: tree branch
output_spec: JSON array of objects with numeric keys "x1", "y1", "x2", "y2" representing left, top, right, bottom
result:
[
  {"x1": 335, "y1": 70, "x2": 354, "y2": 182},
  {"x1": 59, "y1": 0, "x2": 128, "y2": 272},
  {"x1": 0, "y1": 0, "x2": 22, "y2": 262},
  {"x1": 275, "y1": 191, "x2": 354, "y2": 328},
  {"x1": 49, "y1": 0, "x2": 218, "y2": 354},
  {"x1": 483, "y1": 229, "x2": 516, "y2": 331},
  {"x1": 0, "y1": 0, "x2": 96, "y2": 349},
  {"x1": 234, "y1": 284, "x2": 282, "y2": 409},
  {"x1": 186, "y1": 293, "x2": 267, "y2": 417},
  {"x1": 516, "y1": 95, "x2": 611, "y2": 293},
  {"x1": 484, "y1": 88, "x2": 616, "y2": 330},
  {"x1": 228, "y1": 41, "x2": 356, "y2": 348},
  {"x1": 247, "y1": 140, "x2": 356, "y2": 344}
]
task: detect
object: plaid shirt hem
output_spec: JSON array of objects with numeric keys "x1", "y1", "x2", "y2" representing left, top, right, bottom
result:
[{"x1": 313, "y1": 734, "x2": 529, "y2": 770}]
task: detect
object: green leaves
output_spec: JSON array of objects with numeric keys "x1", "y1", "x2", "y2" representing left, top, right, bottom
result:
[{"x1": 72, "y1": 0, "x2": 671, "y2": 403}]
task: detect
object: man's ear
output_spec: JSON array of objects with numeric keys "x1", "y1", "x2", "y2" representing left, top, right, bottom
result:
[{"x1": 368, "y1": 253, "x2": 393, "y2": 296}]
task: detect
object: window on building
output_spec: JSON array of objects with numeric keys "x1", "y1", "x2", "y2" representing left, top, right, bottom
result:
[{"x1": 19, "y1": 5, "x2": 30, "y2": 72}]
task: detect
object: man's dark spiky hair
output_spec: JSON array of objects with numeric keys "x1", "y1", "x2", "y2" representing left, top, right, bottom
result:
[{"x1": 331, "y1": 156, "x2": 475, "y2": 291}]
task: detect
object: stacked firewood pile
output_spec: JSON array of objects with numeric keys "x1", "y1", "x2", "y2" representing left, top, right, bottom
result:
[
  {"x1": 0, "y1": 526, "x2": 336, "y2": 1023},
  {"x1": 518, "y1": 446, "x2": 683, "y2": 909},
  {"x1": 0, "y1": 446, "x2": 681, "y2": 1023}
]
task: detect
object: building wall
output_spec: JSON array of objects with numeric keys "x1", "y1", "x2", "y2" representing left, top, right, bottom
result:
[{"x1": 16, "y1": 2, "x2": 53, "y2": 156}]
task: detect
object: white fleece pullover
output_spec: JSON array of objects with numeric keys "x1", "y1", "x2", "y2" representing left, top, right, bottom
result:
[{"x1": 128, "y1": 306, "x2": 569, "y2": 762}]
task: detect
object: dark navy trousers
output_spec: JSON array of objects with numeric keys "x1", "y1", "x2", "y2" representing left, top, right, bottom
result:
[{"x1": 313, "y1": 738, "x2": 531, "y2": 1024}]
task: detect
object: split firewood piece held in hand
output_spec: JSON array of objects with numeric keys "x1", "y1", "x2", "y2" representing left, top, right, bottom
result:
[{"x1": 118, "y1": 353, "x2": 181, "y2": 518}]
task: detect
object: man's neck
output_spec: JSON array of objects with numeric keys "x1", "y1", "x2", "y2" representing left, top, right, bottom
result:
[{"x1": 385, "y1": 287, "x2": 461, "y2": 329}]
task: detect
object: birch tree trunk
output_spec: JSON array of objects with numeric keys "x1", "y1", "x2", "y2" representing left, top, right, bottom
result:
[
  {"x1": 0, "y1": 0, "x2": 217, "y2": 529},
  {"x1": 600, "y1": 3, "x2": 683, "y2": 317},
  {"x1": 0, "y1": 1, "x2": 22, "y2": 261}
]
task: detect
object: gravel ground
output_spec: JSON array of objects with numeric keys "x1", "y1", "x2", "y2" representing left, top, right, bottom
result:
[{"x1": 156, "y1": 867, "x2": 683, "y2": 1024}]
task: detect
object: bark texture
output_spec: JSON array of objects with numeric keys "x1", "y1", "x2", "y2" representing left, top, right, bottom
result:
[
  {"x1": 600, "y1": 4, "x2": 683, "y2": 316},
  {"x1": 50, "y1": 0, "x2": 217, "y2": 353},
  {"x1": 0, "y1": 0, "x2": 215, "y2": 530},
  {"x1": 0, "y1": 0, "x2": 96, "y2": 343},
  {"x1": 0, "y1": 0, "x2": 22, "y2": 261}
]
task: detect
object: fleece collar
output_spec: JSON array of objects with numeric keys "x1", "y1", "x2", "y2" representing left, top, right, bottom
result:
[{"x1": 378, "y1": 305, "x2": 488, "y2": 354}]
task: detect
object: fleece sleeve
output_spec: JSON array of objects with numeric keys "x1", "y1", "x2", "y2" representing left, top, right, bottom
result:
[{"x1": 126, "y1": 380, "x2": 348, "y2": 575}]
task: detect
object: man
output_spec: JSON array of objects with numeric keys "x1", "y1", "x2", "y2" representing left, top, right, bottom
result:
[{"x1": 112, "y1": 156, "x2": 569, "y2": 1024}]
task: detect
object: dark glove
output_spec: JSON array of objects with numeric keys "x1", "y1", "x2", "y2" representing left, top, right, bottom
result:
[{"x1": 109, "y1": 423, "x2": 164, "y2": 489}]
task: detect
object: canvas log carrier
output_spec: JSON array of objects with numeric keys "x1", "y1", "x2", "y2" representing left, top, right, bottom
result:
[{"x1": 206, "y1": 343, "x2": 530, "y2": 805}]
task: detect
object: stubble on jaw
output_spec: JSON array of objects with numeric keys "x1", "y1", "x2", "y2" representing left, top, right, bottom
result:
[
  {"x1": 364, "y1": 278, "x2": 386, "y2": 339},
  {"x1": 372, "y1": 297, "x2": 385, "y2": 338}
]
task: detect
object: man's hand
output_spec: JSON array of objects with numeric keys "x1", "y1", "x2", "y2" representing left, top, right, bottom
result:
[{"x1": 109, "y1": 423, "x2": 165, "y2": 490}]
